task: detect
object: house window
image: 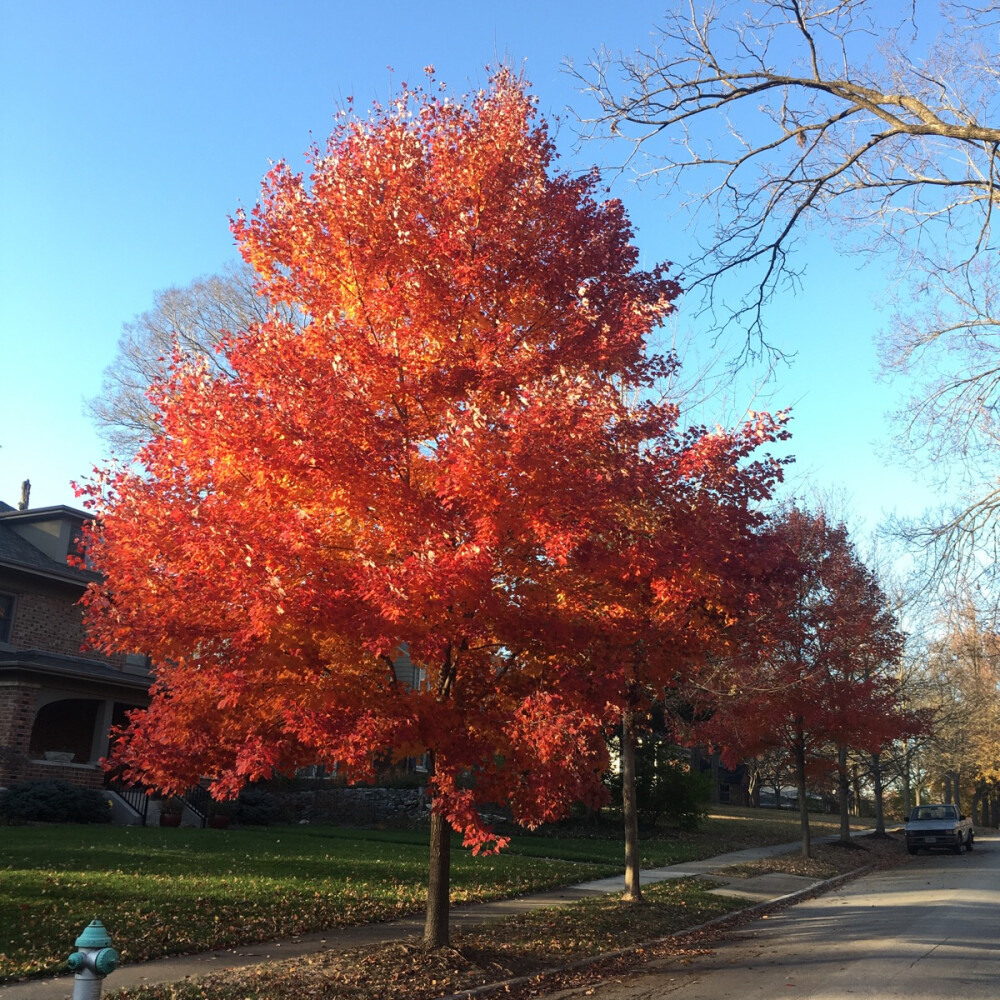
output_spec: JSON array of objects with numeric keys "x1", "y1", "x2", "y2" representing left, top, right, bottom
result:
[
  {"x1": 123, "y1": 652, "x2": 152, "y2": 672},
  {"x1": 0, "y1": 592, "x2": 14, "y2": 643}
]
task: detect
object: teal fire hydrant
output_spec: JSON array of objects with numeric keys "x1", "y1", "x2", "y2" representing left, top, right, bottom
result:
[{"x1": 67, "y1": 920, "x2": 119, "y2": 1000}]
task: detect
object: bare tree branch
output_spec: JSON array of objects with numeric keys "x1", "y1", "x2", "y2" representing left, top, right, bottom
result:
[
  {"x1": 86, "y1": 261, "x2": 286, "y2": 453},
  {"x1": 572, "y1": 0, "x2": 1000, "y2": 578}
]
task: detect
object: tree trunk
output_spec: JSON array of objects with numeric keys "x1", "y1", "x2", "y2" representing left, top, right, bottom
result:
[
  {"x1": 621, "y1": 711, "x2": 642, "y2": 902},
  {"x1": 871, "y1": 751, "x2": 886, "y2": 835},
  {"x1": 709, "y1": 750, "x2": 720, "y2": 805},
  {"x1": 793, "y1": 737, "x2": 811, "y2": 858},
  {"x1": 424, "y1": 807, "x2": 451, "y2": 949},
  {"x1": 901, "y1": 744, "x2": 912, "y2": 817},
  {"x1": 837, "y1": 744, "x2": 851, "y2": 844}
]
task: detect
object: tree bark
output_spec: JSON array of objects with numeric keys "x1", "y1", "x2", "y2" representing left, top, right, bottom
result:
[
  {"x1": 793, "y1": 736, "x2": 811, "y2": 859},
  {"x1": 747, "y1": 765, "x2": 760, "y2": 808},
  {"x1": 424, "y1": 807, "x2": 451, "y2": 949},
  {"x1": 901, "y1": 744, "x2": 912, "y2": 817},
  {"x1": 851, "y1": 763, "x2": 862, "y2": 817},
  {"x1": 621, "y1": 711, "x2": 642, "y2": 902},
  {"x1": 871, "y1": 752, "x2": 886, "y2": 835},
  {"x1": 837, "y1": 744, "x2": 851, "y2": 844},
  {"x1": 971, "y1": 784, "x2": 983, "y2": 826}
]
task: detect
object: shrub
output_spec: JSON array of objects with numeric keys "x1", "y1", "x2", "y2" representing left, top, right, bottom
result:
[
  {"x1": 642, "y1": 755, "x2": 713, "y2": 830},
  {"x1": 606, "y1": 737, "x2": 712, "y2": 831},
  {"x1": 0, "y1": 780, "x2": 112, "y2": 824}
]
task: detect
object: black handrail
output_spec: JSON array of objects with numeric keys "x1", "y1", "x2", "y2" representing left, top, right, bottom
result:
[
  {"x1": 181, "y1": 783, "x2": 212, "y2": 828},
  {"x1": 104, "y1": 773, "x2": 150, "y2": 826}
]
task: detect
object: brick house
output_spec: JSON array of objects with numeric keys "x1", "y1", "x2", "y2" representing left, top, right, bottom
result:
[{"x1": 0, "y1": 499, "x2": 150, "y2": 791}]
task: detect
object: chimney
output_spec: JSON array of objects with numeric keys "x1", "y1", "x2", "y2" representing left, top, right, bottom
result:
[{"x1": 17, "y1": 479, "x2": 30, "y2": 511}]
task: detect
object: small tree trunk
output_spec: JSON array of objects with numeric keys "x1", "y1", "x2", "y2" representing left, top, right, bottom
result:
[
  {"x1": 837, "y1": 744, "x2": 851, "y2": 844},
  {"x1": 871, "y1": 751, "x2": 886, "y2": 835},
  {"x1": 901, "y1": 744, "x2": 912, "y2": 817},
  {"x1": 793, "y1": 738, "x2": 811, "y2": 859},
  {"x1": 424, "y1": 808, "x2": 451, "y2": 949},
  {"x1": 621, "y1": 711, "x2": 642, "y2": 902}
]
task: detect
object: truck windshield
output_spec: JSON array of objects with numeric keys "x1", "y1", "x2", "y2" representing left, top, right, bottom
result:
[{"x1": 911, "y1": 806, "x2": 957, "y2": 821}]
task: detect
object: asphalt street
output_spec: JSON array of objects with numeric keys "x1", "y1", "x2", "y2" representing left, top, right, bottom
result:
[{"x1": 549, "y1": 833, "x2": 1000, "y2": 1000}]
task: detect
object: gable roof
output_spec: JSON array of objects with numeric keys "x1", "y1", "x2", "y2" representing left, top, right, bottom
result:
[{"x1": 0, "y1": 503, "x2": 97, "y2": 587}]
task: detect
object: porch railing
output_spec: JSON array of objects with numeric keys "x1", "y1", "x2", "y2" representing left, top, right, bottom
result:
[
  {"x1": 103, "y1": 774, "x2": 150, "y2": 826},
  {"x1": 180, "y1": 783, "x2": 212, "y2": 828}
]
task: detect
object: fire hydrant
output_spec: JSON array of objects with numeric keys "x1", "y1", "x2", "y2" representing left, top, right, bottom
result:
[{"x1": 66, "y1": 920, "x2": 119, "y2": 1000}]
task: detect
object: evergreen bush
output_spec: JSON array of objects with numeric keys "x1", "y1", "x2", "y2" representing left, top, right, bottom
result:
[{"x1": 0, "y1": 779, "x2": 112, "y2": 823}]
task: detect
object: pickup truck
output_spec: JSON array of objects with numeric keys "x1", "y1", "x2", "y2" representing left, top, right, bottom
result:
[{"x1": 904, "y1": 804, "x2": 974, "y2": 854}]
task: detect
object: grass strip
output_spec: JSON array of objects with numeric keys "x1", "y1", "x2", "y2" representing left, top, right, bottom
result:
[{"x1": 102, "y1": 878, "x2": 748, "y2": 1000}]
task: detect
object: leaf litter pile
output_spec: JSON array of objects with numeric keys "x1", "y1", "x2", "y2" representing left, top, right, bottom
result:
[{"x1": 105, "y1": 835, "x2": 912, "y2": 1000}]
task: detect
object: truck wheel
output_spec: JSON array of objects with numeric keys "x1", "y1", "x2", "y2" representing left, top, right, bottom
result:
[
  {"x1": 966, "y1": 834, "x2": 974, "y2": 851},
  {"x1": 951, "y1": 836, "x2": 963, "y2": 854}
]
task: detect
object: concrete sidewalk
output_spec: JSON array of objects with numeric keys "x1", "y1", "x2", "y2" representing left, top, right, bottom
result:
[{"x1": 0, "y1": 836, "x2": 844, "y2": 1000}]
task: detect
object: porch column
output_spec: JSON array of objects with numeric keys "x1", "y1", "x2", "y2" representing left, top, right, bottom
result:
[
  {"x1": 0, "y1": 680, "x2": 41, "y2": 783},
  {"x1": 89, "y1": 700, "x2": 116, "y2": 765}
]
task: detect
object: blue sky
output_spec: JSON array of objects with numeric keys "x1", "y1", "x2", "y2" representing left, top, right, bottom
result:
[{"x1": 0, "y1": 1, "x2": 938, "y2": 536}]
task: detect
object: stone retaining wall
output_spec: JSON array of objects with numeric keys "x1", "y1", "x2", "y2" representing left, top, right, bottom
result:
[{"x1": 274, "y1": 786, "x2": 429, "y2": 826}]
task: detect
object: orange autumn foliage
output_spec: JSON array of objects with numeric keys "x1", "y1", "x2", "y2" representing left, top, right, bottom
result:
[{"x1": 77, "y1": 71, "x2": 786, "y2": 858}]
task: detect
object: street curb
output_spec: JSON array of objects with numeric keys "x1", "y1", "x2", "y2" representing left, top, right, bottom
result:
[{"x1": 439, "y1": 863, "x2": 874, "y2": 1000}]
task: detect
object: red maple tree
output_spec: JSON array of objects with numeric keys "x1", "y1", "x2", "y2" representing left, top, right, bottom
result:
[
  {"x1": 561, "y1": 413, "x2": 790, "y2": 897},
  {"x1": 78, "y1": 71, "x2": 691, "y2": 947},
  {"x1": 697, "y1": 508, "x2": 913, "y2": 857}
]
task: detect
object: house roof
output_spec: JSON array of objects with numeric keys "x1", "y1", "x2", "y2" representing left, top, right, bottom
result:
[
  {"x1": 0, "y1": 648, "x2": 151, "y2": 698},
  {"x1": 0, "y1": 502, "x2": 97, "y2": 586}
]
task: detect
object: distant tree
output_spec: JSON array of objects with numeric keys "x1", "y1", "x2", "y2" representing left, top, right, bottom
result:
[
  {"x1": 86, "y1": 261, "x2": 281, "y2": 452},
  {"x1": 749, "y1": 747, "x2": 794, "y2": 809},
  {"x1": 569, "y1": 409, "x2": 788, "y2": 899},
  {"x1": 699, "y1": 508, "x2": 911, "y2": 856},
  {"x1": 918, "y1": 591, "x2": 1000, "y2": 818},
  {"x1": 78, "y1": 71, "x2": 694, "y2": 949},
  {"x1": 576, "y1": 0, "x2": 1000, "y2": 577}
]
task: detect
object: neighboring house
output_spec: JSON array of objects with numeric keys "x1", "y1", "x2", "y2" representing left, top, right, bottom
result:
[
  {"x1": 690, "y1": 746, "x2": 752, "y2": 807},
  {"x1": 0, "y1": 499, "x2": 150, "y2": 790}
]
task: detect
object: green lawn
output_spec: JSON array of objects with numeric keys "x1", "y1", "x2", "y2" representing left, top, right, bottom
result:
[
  {"x1": 0, "y1": 806, "x2": 872, "y2": 982},
  {"x1": 1, "y1": 825, "x2": 614, "y2": 981}
]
